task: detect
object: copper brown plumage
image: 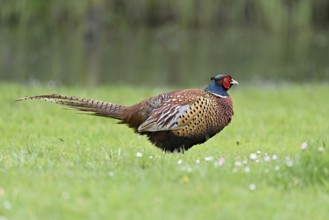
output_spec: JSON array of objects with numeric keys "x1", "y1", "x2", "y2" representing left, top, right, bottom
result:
[{"x1": 17, "y1": 74, "x2": 238, "y2": 152}]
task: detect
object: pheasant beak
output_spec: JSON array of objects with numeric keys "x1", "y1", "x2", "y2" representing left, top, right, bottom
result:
[{"x1": 230, "y1": 79, "x2": 239, "y2": 86}]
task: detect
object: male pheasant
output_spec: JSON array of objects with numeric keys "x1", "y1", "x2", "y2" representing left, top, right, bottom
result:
[{"x1": 17, "y1": 74, "x2": 238, "y2": 152}]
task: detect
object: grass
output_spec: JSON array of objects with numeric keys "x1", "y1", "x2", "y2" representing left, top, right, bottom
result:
[{"x1": 0, "y1": 83, "x2": 329, "y2": 220}]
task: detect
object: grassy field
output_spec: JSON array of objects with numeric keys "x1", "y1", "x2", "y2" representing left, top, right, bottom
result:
[{"x1": 0, "y1": 83, "x2": 329, "y2": 220}]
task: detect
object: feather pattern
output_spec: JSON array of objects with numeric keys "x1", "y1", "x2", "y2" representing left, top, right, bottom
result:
[
  {"x1": 138, "y1": 104, "x2": 190, "y2": 132},
  {"x1": 16, "y1": 94, "x2": 125, "y2": 119}
]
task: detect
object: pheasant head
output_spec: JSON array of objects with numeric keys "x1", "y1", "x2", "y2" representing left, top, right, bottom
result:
[{"x1": 204, "y1": 74, "x2": 238, "y2": 97}]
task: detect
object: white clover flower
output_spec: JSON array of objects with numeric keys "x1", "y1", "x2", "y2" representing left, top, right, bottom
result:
[
  {"x1": 285, "y1": 157, "x2": 293, "y2": 167},
  {"x1": 136, "y1": 152, "x2": 142, "y2": 158},
  {"x1": 249, "y1": 184, "x2": 256, "y2": 191},
  {"x1": 286, "y1": 161, "x2": 293, "y2": 167},
  {"x1": 301, "y1": 142, "x2": 308, "y2": 150},
  {"x1": 272, "y1": 154, "x2": 278, "y2": 160},
  {"x1": 264, "y1": 155, "x2": 271, "y2": 162},
  {"x1": 181, "y1": 165, "x2": 192, "y2": 173},
  {"x1": 177, "y1": 159, "x2": 183, "y2": 165},
  {"x1": 195, "y1": 159, "x2": 200, "y2": 164},
  {"x1": 249, "y1": 153, "x2": 257, "y2": 160},
  {"x1": 234, "y1": 161, "x2": 242, "y2": 166},
  {"x1": 214, "y1": 157, "x2": 225, "y2": 167},
  {"x1": 3, "y1": 201, "x2": 11, "y2": 210},
  {"x1": 205, "y1": 156, "x2": 214, "y2": 161}
]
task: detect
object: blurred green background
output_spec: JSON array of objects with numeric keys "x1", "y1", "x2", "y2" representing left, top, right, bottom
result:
[{"x1": 0, "y1": 0, "x2": 329, "y2": 86}]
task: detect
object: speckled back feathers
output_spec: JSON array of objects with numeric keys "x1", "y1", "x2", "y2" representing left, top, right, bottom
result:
[{"x1": 120, "y1": 89, "x2": 234, "y2": 151}]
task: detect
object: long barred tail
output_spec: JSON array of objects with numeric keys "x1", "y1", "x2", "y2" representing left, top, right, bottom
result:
[{"x1": 16, "y1": 94, "x2": 126, "y2": 119}]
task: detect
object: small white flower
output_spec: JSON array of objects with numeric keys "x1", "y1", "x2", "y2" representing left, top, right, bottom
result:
[
  {"x1": 286, "y1": 161, "x2": 293, "y2": 167},
  {"x1": 136, "y1": 152, "x2": 142, "y2": 158},
  {"x1": 249, "y1": 153, "x2": 257, "y2": 160},
  {"x1": 205, "y1": 156, "x2": 214, "y2": 161},
  {"x1": 301, "y1": 142, "x2": 308, "y2": 150},
  {"x1": 249, "y1": 184, "x2": 256, "y2": 191},
  {"x1": 177, "y1": 159, "x2": 183, "y2": 165},
  {"x1": 149, "y1": 155, "x2": 153, "y2": 159},
  {"x1": 3, "y1": 201, "x2": 11, "y2": 210},
  {"x1": 264, "y1": 155, "x2": 271, "y2": 162},
  {"x1": 256, "y1": 150, "x2": 261, "y2": 154},
  {"x1": 180, "y1": 165, "x2": 193, "y2": 173},
  {"x1": 272, "y1": 154, "x2": 278, "y2": 160},
  {"x1": 274, "y1": 165, "x2": 280, "y2": 171},
  {"x1": 196, "y1": 159, "x2": 200, "y2": 164},
  {"x1": 256, "y1": 159, "x2": 260, "y2": 163},
  {"x1": 218, "y1": 157, "x2": 225, "y2": 165},
  {"x1": 285, "y1": 157, "x2": 293, "y2": 167},
  {"x1": 244, "y1": 167, "x2": 250, "y2": 173},
  {"x1": 214, "y1": 157, "x2": 225, "y2": 167},
  {"x1": 234, "y1": 161, "x2": 242, "y2": 166}
]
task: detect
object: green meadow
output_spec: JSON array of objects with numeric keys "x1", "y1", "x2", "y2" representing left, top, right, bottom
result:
[{"x1": 0, "y1": 83, "x2": 328, "y2": 219}]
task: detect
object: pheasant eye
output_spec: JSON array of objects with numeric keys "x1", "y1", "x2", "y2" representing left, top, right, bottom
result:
[{"x1": 221, "y1": 76, "x2": 231, "y2": 89}]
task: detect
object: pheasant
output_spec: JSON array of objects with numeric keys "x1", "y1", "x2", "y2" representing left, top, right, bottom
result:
[{"x1": 17, "y1": 74, "x2": 238, "y2": 152}]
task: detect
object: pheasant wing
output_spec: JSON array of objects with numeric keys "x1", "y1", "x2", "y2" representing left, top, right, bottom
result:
[
  {"x1": 138, "y1": 94, "x2": 211, "y2": 132},
  {"x1": 137, "y1": 103, "x2": 190, "y2": 132}
]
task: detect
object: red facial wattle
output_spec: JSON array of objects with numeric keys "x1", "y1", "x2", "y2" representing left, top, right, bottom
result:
[{"x1": 221, "y1": 76, "x2": 232, "y2": 89}]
